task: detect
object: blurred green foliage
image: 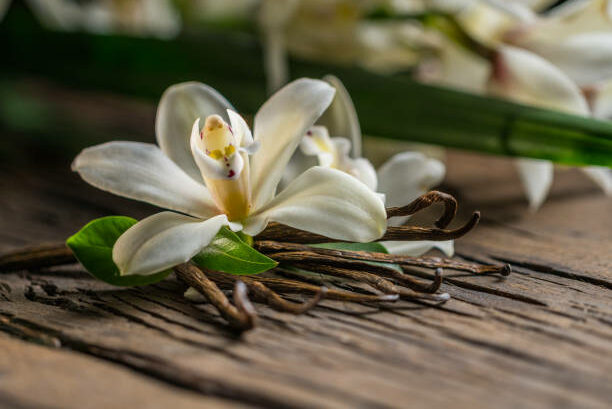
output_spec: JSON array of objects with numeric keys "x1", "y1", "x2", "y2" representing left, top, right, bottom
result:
[{"x1": 2, "y1": 1, "x2": 612, "y2": 166}]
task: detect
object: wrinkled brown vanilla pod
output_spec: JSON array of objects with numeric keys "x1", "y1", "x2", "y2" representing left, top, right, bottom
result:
[
  {"x1": 200, "y1": 269, "x2": 328, "y2": 314},
  {"x1": 288, "y1": 263, "x2": 449, "y2": 302},
  {"x1": 174, "y1": 263, "x2": 256, "y2": 331},
  {"x1": 386, "y1": 190, "x2": 457, "y2": 228}
]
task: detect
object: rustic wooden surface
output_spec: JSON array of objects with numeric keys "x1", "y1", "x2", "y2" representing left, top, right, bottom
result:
[{"x1": 1, "y1": 86, "x2": 611, "y2": 409}]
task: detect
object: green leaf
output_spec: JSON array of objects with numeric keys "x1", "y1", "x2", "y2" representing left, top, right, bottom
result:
[
  {"x1": 313, "y1": 242, "x2": 389, "y2": 253},
  {"x1": 66, "y1": 216, "x2": 171, "y2": 287},
  {"x1": 192, "y1": 227, "x2": 277, "y2": 275}
]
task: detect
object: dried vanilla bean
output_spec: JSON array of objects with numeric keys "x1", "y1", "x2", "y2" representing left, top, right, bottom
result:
[
  {"x1": 201, "y1": 269, "x2": 328, "y2": 314},
  {"x1": 0, "y1": 186, "x2": 510, "y2": 331},
  {"x1": 245, "y1": 281, "x2": 328, "y2": 314},
  {"x1": 289, "y1": 263, "x2": 449, "y2": 302},
  {"x1": 386, "y1": 190, "x2": 457, "y2": 228},
  {"x1": 174, "y1": 263, "x2": 256, "y2": 331}
]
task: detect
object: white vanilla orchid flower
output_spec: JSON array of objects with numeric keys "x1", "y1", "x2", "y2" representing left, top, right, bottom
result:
[
  {"x1": 72, "y1": 78, "x2": 387, "y2": 276},
  {"x1": 295, "y1": 77, "x2": 454, "y2": 257},
  {"x1": 301, "y1": 126, "x2": 378, "y2": 191}
]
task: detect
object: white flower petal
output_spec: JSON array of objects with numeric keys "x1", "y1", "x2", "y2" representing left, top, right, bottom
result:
[
  {"x1": 318, "y1": 75, "x2": 362, "y2": 157},
  {"x1": 381, "y1": 240, "x2": 455, "y2": 257},
  {"x1": 227, "y1": 109, "x2": 254, "y2": 146},
  {"x1": 331, "y1": 136, "x2": 351, "y2": 157},
  {"x1": 418, "y1": 35, "x2": 490, "y2": 94},
  {"x1": 244, "y1": 166, "x2": 387, "y2": 242},
  {"x1": 301, "y1": 131, "x2": 377, "y2": 190},
  {"x1": 239, "y1": 141, "x2": 261, "y2": 155},
  {"x1": 347, "y1": 157, "x2": 378, "y2": 191},
  {"x1": 113, "y1": 212, "x2": 239, "y2": 276},
  {"x1": 582, "y1": 166, "x2": 612, "y2": 196},
  {"x1": 300, "y1": 126, "x2": 335, "y2": 167},
  {"x1": 72, "y1": 141, "x2": 219, "y2": 218},
  {"x1": 524, "y1": 33, "x2": 612, "y2": 86},
  {"x1": 156, "y1": 82, "x2": 234, "y2": 183},
  {"x1": 250, "y1": 78, "x2": 336, "y2": 209},
  {"x1": 456, "y1": 0, "x2": 533, "y2": 47},
  {"x1": 489, "y1": 46, "x2": 590, "y2": 115},
  {"x1": 516, "y1": 158, "x2": 554, "y2": 211},
  {"x1": 593, "y1": 80, "x2": 612, "y2": 120},
  {"x1": 301, "y1": 126, "x2": 332, "y2": 155},
  {"x1": 377, "y1": 152, "x2": 446, "y2": 224},
  {"x1": 537, "y1": 0, "x2": 612, "y2": 37}
]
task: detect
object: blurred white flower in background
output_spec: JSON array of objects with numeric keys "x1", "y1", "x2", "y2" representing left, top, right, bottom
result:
[
  {"x1": 2, "y1": 0, "x2": 181, "y2": 38},
  {"x1": 3, "y1": 0, "x2": 610, "y2": 210},
  {"x1": 258, "y1": 0, "x2": 612, "y2": 210},
  {"x1": 423, "y1": 0, "x2": 612, "y2": 209},
  {"x1": 258, "y1": 0, "x2": 439, "y2": 91}
]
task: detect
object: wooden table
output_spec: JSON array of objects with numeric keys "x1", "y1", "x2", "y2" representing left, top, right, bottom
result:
[{"x1": 0, "y1": 95, "x2": 611, "y2": 409}]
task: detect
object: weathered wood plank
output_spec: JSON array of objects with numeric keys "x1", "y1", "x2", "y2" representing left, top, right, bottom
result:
[{"x1": 0, "y1": 333, "x2": 253, "y2": 409}]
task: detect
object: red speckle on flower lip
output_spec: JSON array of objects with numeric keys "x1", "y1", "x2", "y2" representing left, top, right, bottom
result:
[
  {"x1": 306, "y1": 130, "x2": 312, "y2": 136},
  {"x1": 228, "y1": 170, "x2": 235, "y2": 178}
]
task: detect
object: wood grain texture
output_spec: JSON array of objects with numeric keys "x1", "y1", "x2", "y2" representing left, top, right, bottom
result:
[{"x1": 0, "y1": 90, "x2": 611, "y2": 409}]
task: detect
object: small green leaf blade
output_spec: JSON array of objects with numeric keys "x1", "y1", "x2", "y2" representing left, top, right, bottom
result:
[
  {"x1": 193, "y1": 227, "x2": 277, "y2": 275},
  {"x1": 313, "y1": 242, "x2": 389, "y2": 253},
  {"x1": 66, "y1": 216, "x2": 171, "y2": 287}
]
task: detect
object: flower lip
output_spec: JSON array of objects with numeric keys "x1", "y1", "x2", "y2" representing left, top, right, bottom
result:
[{"x1": 191, "y1": 117, "x2": 245, "y2": 181}]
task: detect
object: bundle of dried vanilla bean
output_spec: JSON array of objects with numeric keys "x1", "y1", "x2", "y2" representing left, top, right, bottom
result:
[{"x1": 0, "y1": 191, "x2": 510, "y2": 332}]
